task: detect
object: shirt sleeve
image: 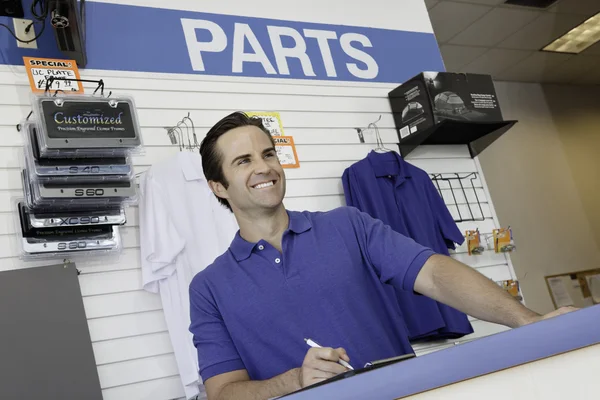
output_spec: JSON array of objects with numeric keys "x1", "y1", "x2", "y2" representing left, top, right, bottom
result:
[
  {"x1": 424, "y1": 178, "x2": 465, "y2": 249},
  {"x1": 342, "y1": 167, "x2": 367, "y2": 209},
  {"x1": 347, "y1": 207, "x2": 436, "y2": 292},
  {"x1": 138, "y1": 174, "x2": 186, "y2": 292},
  {"x1": 341, "y1": 168, "x2": 356, "y2": 207},
  {"x1": 189, "y1": 277, "x2": 245, "y2": 381}
]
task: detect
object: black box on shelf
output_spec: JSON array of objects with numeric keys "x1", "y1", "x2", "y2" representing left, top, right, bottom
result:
[
  {"x1": 388, "y1": 72, "x2": 516, "y2": 158},
  {"x1": 389, "y1": 72, "x2": 503, "y2": 142}
]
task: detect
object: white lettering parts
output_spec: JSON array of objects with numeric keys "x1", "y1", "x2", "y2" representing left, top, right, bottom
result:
[
  {"x1": 340, "y1": 33, "x2": 379, "y2": 79},
  {"x1": 267, "y1": 26, "x2": 316, "y2": 77},
  {"x1": 303, "y1": 29, "x2": 338, "y2": 77},
  {"x1": 232, "y1": 23, "x2": 277, "y2": 74},
  {"x1": 180, "y1": 18, "x2": 379, "y2": 80},
  {"x1": 181, "y1": 18, "x2": 227, "y2": 71}
]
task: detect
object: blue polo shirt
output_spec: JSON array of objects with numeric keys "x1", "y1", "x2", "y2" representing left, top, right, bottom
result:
[
  {"x1": 189, "y1": 206, "x2": 435, "y2": 382},
  {"x1": 342, "y1": 151, "x2": 473, "y2": 340}
]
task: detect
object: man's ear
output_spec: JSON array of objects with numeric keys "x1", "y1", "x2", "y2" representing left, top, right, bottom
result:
[{"x1": 208, "y1": 180, "x2": 230, "y2": 200}]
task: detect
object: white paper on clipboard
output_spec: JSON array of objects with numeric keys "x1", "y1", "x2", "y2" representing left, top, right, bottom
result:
[
  {"x1": 547, "y1": 277, "x2": 574, "y2": 308},
  {"x1": 585, "y1": 274, "x2": 600, "y2": 303}
]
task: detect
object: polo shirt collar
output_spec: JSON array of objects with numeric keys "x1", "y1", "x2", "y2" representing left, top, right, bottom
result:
[
  {"x1": 178, "y1": 151, "x2": 205, "y2": 181},
  {"x1": 229, "y1": 210, "x2": 312, "y2": 261},
  {"x1": 367, "y1": 150, "x2": 411, "y2": 186},
  {"x1": 230, "y1": 232, "x2": 255, "y2": 261},
  {"x1": 287, "y1": 210, "x2": 312, "y2": 234}
]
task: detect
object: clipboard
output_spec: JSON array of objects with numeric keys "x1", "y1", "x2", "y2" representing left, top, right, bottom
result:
[{"x1": 280, "y1": 353, "x2": 416, "y2": 397}]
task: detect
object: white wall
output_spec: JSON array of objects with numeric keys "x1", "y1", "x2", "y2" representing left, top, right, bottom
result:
[
  {"x1": 478, "y1": 81, "x2": 600, "y2": 315},
  {"x1": 0, "y1": 66, "x2": 516, "y2": 400},
  {"x1": 0, "y1": 1, "x2": 518, "y2": 398}
]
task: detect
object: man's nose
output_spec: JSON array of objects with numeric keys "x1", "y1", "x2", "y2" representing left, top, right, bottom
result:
[{"x1": 253, "y1": 156, "x2": 271, "y2": 174}]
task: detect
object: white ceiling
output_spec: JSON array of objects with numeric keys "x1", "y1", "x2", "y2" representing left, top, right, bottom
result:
[{"x1": 426, "y1": 0, "x2": 600, "y2": 84}]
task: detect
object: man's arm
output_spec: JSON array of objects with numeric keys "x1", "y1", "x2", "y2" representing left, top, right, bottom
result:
[
  {"x1": 205, "y1": 347, "x2": 350, "y2": 400},
  {"x1": 205, "y1": 369, "x2": 300, "y2": 400},
  {"x1": 414, "y1": 254, "x2": 576, "y2": 328}
]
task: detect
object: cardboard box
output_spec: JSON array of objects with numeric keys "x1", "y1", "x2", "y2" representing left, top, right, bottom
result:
[{"x1": 389, "y1": 72, "x2": 503, "y2": 143}]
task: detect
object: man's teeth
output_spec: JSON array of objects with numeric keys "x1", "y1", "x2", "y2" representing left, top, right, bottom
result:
[{"x1": 254, "y1": 181, "x2": 274, "y2": 189}]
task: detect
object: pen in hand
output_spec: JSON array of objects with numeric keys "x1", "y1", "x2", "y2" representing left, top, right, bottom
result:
[{"x1": 304, "y1": 338, "x2": 355, "y2": 370}]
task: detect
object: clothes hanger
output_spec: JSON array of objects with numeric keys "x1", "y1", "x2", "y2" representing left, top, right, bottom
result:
[
  {"x1": 165, "y1": 127, "x2": 178, "y2": 145},
  {"x1": 174, "y1": 126, "x2": 185, "y2": 152},
  {"x1": 182, "y1": 113, "x2": 200, "y2": 149},
  {"x1": 370, "y1": 115, "x2": 393, "y2": 153},
  {"x1": 164, "y1": 123, "x2": 187, "y2": 151},
  {"x1": 180, "y1": 119, "x2": 193, "y2": 151}
]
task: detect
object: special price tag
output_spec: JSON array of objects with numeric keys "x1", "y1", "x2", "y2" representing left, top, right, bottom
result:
[
  {"x1": 23, "y1": 57, "x2": 84, "y2": 94},
  {"x1": 274, "y1": 136, "x2": 299, "y2": 168}
]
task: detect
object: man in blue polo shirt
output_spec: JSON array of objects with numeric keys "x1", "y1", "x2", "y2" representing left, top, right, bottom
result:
[{"x1": 190, "y1": 112, "x2": 576, "y2": 400}]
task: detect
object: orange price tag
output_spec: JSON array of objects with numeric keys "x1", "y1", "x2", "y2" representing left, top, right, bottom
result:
[
  {"x1": 500, "y1": 280, "x2": 521, "y2": 299},
  {"x1": 466, "y1": 230, "x2": 484, "y2": 255},
  {"x1": 274, "y1": 136, "x2": 299, "y2": 169},
  {"x1": 493, "y1": 227, "x2": 515, "y2": 253},
  {"x1": 23, "y1": 57, "x2": 84, "y2": 94}
]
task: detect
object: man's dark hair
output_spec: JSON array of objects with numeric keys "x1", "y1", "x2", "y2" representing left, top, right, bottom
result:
[{"x1": 200, "y1": 111, "x2": 275, "y2": 212}]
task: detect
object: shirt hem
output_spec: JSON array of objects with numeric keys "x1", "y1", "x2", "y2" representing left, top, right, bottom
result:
[
  {"x1": 200, "y1": 359, "x2": 246, "y2": 382},
  {"x1": 402, "y1": 250, "x2": 436, "y2": 292}
]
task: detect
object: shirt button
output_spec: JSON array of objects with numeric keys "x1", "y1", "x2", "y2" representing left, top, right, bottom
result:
[
  {"x1": 258, "y1": 245, "x2": 264, "y2": 250},
  {"x1": 275, "y1": 258, "x2": 281, "y2": 264}
]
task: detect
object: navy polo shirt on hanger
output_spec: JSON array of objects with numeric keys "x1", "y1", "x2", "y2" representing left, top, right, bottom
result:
[
  {"x1": 189, "y1": 207, "x2": 436, "y2": 382},
  {"x1": 342, "y1": 150, "x2": 473, "y2": 340}
]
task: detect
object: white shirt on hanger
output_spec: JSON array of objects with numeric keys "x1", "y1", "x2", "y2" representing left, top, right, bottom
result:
[{"x1": 139, "y1": 151, "x2": 238, "y2": 400}]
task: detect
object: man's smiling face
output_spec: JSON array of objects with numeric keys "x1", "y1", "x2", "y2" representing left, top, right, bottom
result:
[{"x1": 211, "y1": 125, "x2": 286, "y2": 214}]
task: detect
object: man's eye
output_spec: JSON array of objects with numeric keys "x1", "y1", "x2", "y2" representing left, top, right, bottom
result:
[
  {"x1": 265, "y1": 152, "x2": 275, "y2": 158},
  {"x1": 238, "y1": 159, "x2": 249, "y2": 165}
]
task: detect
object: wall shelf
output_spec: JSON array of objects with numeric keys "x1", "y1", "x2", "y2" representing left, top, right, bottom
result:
[{"x1": 398, "y1": 119, "x2": 518, "y2": 159}]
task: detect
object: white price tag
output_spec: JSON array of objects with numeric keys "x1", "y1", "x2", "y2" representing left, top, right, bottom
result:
[
  {"x1": 32, "y1": 68, "x2": 79, "y2": 92},
  {"x1": 273, "y1": 136, "x2": 299, "y2": 168},
  {"x1": 247, "y1": 112, "x2": 285, "y2": 136}
]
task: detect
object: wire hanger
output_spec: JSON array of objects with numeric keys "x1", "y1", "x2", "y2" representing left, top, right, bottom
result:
[
  {"x1": 165, "y1": 113, "x2": 200, "y2": 152},
  {"x1": 182, "y1": 112, "x2": 199, "y2": 148},
  {"x1": 165, "y1": 127, "x2": 177, "y2": 145},
  {"x1": 180, "y1": 120, "x2": 193, "y2": 150},
  {"x1": 175, "y1": 126, "x2": 185, "y2": 152},
  {"x1": 369, "y1": 115, "x2": 392, "y2": 153}
]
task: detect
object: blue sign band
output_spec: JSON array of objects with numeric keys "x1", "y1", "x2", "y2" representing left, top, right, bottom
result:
[{"x1": 1, "y1": 2, "x2": 444, "y2": 83}]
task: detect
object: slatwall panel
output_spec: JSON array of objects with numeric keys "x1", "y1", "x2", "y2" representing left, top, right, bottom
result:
[{"x1": 0, "y1": 66, "x2": 516, "y2": 399}]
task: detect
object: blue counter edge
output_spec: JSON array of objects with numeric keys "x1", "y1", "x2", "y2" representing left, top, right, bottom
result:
[{"x1": 285, "y1": 305, "x2": 600, "y2": 399}]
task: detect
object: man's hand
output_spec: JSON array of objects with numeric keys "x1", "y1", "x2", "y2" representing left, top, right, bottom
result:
[
  {"x1": 518, "y1": 306, "x2": 579, "y2": 326},
  {"x1": 299, "y1": 347, "x2": 350, "y2": 388},
  {"x1": 540, "y1": 306, "x2": 579, "y2": 322}
]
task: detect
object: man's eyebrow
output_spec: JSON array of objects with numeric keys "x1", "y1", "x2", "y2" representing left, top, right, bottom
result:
[
  {"x1": 231, "y1": 153, "x2": 251, "y2": 166},
  {"x1": 230, "y1": 148, "x2": 276, "y2": 166}
]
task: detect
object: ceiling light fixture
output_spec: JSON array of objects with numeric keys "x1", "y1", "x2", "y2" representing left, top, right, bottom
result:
[
  {"x1": 504, "y1": 0, "x2": 558, "y2": 8},
  {"x1": 542, "y1": 12, "x2": 600, "y2": 54}
]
